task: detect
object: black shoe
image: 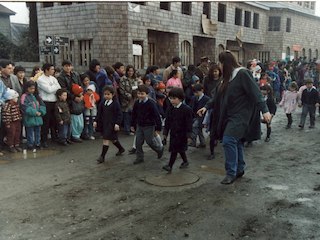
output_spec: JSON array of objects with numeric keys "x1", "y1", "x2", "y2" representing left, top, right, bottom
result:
[
  {"x1": 207, "y1": 154, "x2": 215, "y2": 160},
  {"x1": 245, "y1": 142, "x2": 253, "y2": 147},
  {"x1": 42, "y1": 142, "x2": 49, "y2": 148},
  {"x1": 8, "y1": 147, "x2": 17, "y2": 153},
  {"x1": 97, "y1": 156, "x2": 105, "y2": 164},
  {"x1": 72, "y1": 138, "x2": 82, "y2": 143},
  {"x1": 66, "y1": 139, "x2": 74, "y2": 144},
  {"x1": 265, "y1": 137, "x2": 270, "y2": 142},
  {"x1": 236, "y1": 171, "x2": 245, "y2": 178},
  {"x1": 157, "y1": 147, "x2": 164, "y2": 159},
  {"x1": 128, "y1": 148, "x2": 136, "y2": 154},
  {"x1": 220, "y1": 175, "x2": 236, "y2": 184},
  {"x1": 133, "y1": 159, "x2": 144, "y2": 165},
  {"x1": 81, "y1": 135, "x2": 90, "y2": 140},
  {"x1": 309, "y1": 125, "x2": 315, "y2": 129},
  {"x1": 27, "y1": 145, "x2": 34, "y2": 150},
  {"x1": 179, "y1": 162, "x2": 189, "y2": 169},
  {"x1": 298, "y1": 124, "x2": 304, "y2": 129},
  {"x1": 58, "y1": 141, "x2": 68, "y2": 146},
  {"x1": 36, "y1": 145, "x2": 43, "y2": 150},
  {"x1": 15, "y1": 147, "x2": 23, "y2": 152},
  {"x1": 162, "y1": 165, "x2": 172, "y2": 173},
  {"x1": 115, "y1": 148, "x2": 125, "y2": 156},
  {"x1": 285, "y1": 125, "x2": 291, "y2": 129},
  {"x1": 197, "y1": 144, "x2": 206, "y2": 148}
]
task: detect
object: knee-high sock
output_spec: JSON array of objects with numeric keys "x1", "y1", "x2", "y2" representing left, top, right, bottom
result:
[
  {"x1": 179, "y1": 151, "x2": 188, "y2": 162},
  {"x1": 113, "y1": 140, "x2": 124, "y2": 150},
  {"x1": 101, "y1": 145, "x2": 109, "y2": 158},
  {"x1": 168, "y1": 152, "x2": 178, "y2": 168}
]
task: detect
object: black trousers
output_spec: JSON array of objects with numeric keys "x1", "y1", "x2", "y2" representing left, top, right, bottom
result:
[{"x1": 41, "y1": 101, "x2": 58, "y2": 143}]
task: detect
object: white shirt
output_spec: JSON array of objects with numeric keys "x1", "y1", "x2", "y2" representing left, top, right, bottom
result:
[
  {"x1": 104, "y1": 99, "x2": 113, "y2": 106},
  {"x1": 37, "y1": 74, "x2": 61, "y2": 102}
]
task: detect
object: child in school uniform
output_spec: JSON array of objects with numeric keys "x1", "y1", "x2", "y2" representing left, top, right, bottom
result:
[
  {"x1": 54, "y1": 89, "x2": 71, "y2": 146},
  {"x1": 279, "y1": 81, "x2": 299, "y2": 129},
  {"x1": 131, "y1": 84, "x2": 164, "y2": 164},
  {"x1": 189, "y1": 83, "x2": 210, "y2": 148},
  {"x1": 260, "y1": 84, "x2": 277, "y2": 142},
  {"x1": 162, "y1": 87, "x2": 193, "y2": 173},
  {"x1": 298, "y1": 78, "x2": 320, "y2": 129},
  {"x1": 94, "y1": 86, "x2": 125, "y2": 164},
  {"x1": 2, "y1": 89, "x2": 23, "y2": 152}
]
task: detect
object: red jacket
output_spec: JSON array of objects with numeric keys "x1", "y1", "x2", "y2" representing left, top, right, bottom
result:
[{"x1": 84, "y1": 92, "x2": 100, "y2": 109}]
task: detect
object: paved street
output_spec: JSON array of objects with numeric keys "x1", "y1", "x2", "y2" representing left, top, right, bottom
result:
[{"x1": 0, "y1": 111, "x2": 320, "y2": 240}]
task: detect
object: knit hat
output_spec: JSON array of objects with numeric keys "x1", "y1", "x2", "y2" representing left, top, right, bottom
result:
[
  {"x1": 4, "y1": 89, "x2": 19, "y2": 100},
  {"x1": 87, "y1": 84, "x2": 96, "y2": 92},
  {"x1": 305, "y1": 78, "x2": 313, "y2": 84},
  {"x1": 191, "y1": 75, "x2": 200, "y2": 84},
  {"x1": 71, "y1": 84, "x2": 83, "y2": 96},
  {"x1": 157, "y1": 82, "x2": 166, "y2": 90}
]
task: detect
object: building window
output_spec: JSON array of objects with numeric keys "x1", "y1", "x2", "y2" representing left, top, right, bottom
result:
[
  {"x1": 218, "y1": 3, "x2": 226, "y2": 22},
  {"x1": 315, "y1": 49, "x2": 318, "y2": 59},
  {"x1": 79, "y1": 40, "x2": 92, "y2": 67},
  {"x1": 160, "y1": 2, "x2": 170, "y2": 10},
  {"x1": 286, "y1": 18, "x2": 291, "y2": 32},
  {"x1": 258, "y1": 51, "x2": 270, "y2": 63},
  {"x1": 131, "y1": 2, "x2": 146, "y2": 5},
  {"x1": 235, "y1": 8, "x2": 242, "y2": 26},
  {"x1": 244, "y1": 11, "x2": 251, "y2": 27},
  {"x1": 304, "y1": 2, "x2": 309, "y2": 8},
  {"x1": 302, "y1": 48, "x2": 306, "y2": 57},
  {"x1": 203, "y1": 2, "x2": 211, "y2": 18},
  {"x1": 311, "y1": 2, "x2": 315, "y2": 10},
  {"x1": 297, "y1": 1, "x2": 302, "y2": 6},
  {"x1": 253, "y1": 13, "x2": 259, "y2": 29},
  {"x1": 308, "y1": 49, "x2": 312, "y2": 60},
  {"x1": 182, "y1": 2, "x2": 192, "y2": 15},
  {"x1": 60, "y1": 2, "x2": 72, "y2": 5},
  {"x1": 181, "y1": 40, "x2": 191, "y2": 66},
  {"x1": 268, "y1": 16, "x2": 281, "y2": 31},
  {"x1": 42, "y1": 2, "x2": 54, "y2": 8},
  {"x1": 133, "y1": 41, "x2": 143, "y2": 69},
  {"x1": 148, "y1": 43, "x2": 155, "y2": 66}
]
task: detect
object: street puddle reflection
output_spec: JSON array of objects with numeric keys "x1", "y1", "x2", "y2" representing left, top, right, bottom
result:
[
  {"x1": 9, "y1": 149, "x2": 62, "y2": 160},
  {"x1": 200, "y1": 165, "x2": 225, "y2": 175}
]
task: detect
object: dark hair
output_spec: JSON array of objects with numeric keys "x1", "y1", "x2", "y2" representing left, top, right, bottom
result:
[
  {"x1": 126, "y1": 65, "x2": 136, "y2": 78},
  {"x1": 56, "y1": 88, "x2": 67, "y2": 98},
  {"x1": 31, "y1": 66, "x2": 41, "y2": 77},
  {"x1": 169, "y1": 69, "x2": 178, "y2": 79},
  {"x1": 260, "y1": 84, "x2": 273, "y2": 97},
  {"x1": 142, "y1": 75, "x2": 151, "y2": 84},
  {"x1": 289, "y1": 81, "x2": 298, "y2": 91},
  {"x1": 168, "y1": 87, "x2": 185, "y2": 100},
  {"x1": 105, "y1": 65, "x2": 115, "y2": 77},
  {"x1": 193, "y1": 83, "x2": 204, "y2": 92},
  {"x1": 207, "y1": 64, "x2": 221, "y2": 80},
  {"x1": 172, "y1": 57, "x2": 181, "y2": 65},
  {"x1": 89, "y1": 59, "x2": 100, "y2": 72},
  {"x1": 103, "y1": 85, "x2": 115, "y2": 95},
  {"x1": 14, "y1": 65, "x2": 25, "y2": 75},
  {"x1": 0, "y1": 59, "x2": 12, "y2": 69},
  {"x1": 137, "y1": 84, "x2": 150, "y2": 94},
  {"x1": 62, "y1": 60, "x2": 72, "y2": 66},
  {"x1": 55, "y1": 67, "x2": 61, "y2": 74},
  {"x1": 23, "y1": 80, "x2": 41, "y2": 102},
  {"x1": 113, "y1": 62, "x2": 124, "y2": 70},
  {"x1": 187, "y1": 64, "x2": 196, "y2": 73},
  {"x1": 80, "y1": 73, "x2": 90, "y2": 82},
  {"x1": 42, "y1": 63, "x2": 54, "y2": 72},
  {"x1": 218, "y1": 51, "x2": 240, "y2": 94},
  {"x1": 150, "y1": 65, "x2": 159, "y2": 74}
]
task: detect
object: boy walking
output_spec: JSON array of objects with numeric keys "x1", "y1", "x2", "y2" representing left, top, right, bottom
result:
[
  {"x1": 131, "y1": 85, "x2": 164, "y2": 164},
  {"x1": 189, "y1": 84, "x2": 210, "y2": 148},
  {"x1": 299, "y1": 78, "x2": 319, "y2": 129}
]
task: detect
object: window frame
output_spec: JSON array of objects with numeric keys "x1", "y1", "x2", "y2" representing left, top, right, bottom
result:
[
  {"x1": 235, "y1": 8, "x2": 242, "y2": 26},
  {"x1": 253, "y1": 13, "x2": 259, "y2": 29},
  {"x1": 182, "y1": 2, "x2": 192, "y2": 15},
  {"x1": 244, "y1": 11, "x2": 251, "y2": 28},
  {"x1": 268, "y1": 16, "x2": 281, "y2": 31},
  {"x1": 218, "y1": 3, "x2": 226, "y2": 23}
]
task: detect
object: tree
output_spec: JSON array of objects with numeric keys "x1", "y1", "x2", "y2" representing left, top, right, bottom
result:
[{"x1": 0, "y1": 33, "x2": 13, "y2": 59}]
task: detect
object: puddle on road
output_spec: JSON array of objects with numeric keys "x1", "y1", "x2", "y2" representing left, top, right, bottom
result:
[
  {"x1": 5, "y1": 149, "x2": 62, "y2": 161},
  {"x1": 0, "y1": 160, "x2": 10, "y2": 164},
  {"x1": 266, "y1": 184, "x2": 289, "y2": 190},
  {"x1": 200, "y1": 165, "x2": 225, "y2": 175}
]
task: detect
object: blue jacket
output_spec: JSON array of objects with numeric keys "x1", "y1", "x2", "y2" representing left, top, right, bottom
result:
[{"x1": 20, "y1": 93, "x2": 46, "y2": 127}]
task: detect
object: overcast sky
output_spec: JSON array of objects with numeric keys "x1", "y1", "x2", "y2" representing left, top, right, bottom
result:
[{"x1": 1, "y1": 1, "x2": 320, "y2": 24}]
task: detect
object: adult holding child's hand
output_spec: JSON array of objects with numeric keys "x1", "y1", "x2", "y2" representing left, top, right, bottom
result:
[{"x1": 204, "y1": 51, "x2": 270, "y2": 185}]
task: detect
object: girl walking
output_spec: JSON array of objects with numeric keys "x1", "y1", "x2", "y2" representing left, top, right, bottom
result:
[
  {"x1": 279, "y1": 82, "x2": 299, "y2": 129},
  {"x1": 94, "y1": 86, "x2": 125, "y2": 164}
]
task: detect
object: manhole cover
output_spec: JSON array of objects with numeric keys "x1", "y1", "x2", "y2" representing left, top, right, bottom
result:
[
  {"x1": 145, "y1": 171, "x2": 200, "y2": 187},
  {"x1": 9, "y1": 149, "x2": 62, "y2": 160}
]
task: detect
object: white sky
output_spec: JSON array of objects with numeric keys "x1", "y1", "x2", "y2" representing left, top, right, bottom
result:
[{"x1": 1, "y1": 1, "x2": 320, "y2": 24}]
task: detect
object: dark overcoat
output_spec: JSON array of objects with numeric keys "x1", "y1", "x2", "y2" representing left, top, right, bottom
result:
[
  {"x1": 96, "y1": 99, "x2": 122, "y2": 140},
  {"x1": 206, "y1": 68, "x2": 268, "y2": 142},
  {"x1": 163, "y1": 103, "x2": 193, "y2": 152}
]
